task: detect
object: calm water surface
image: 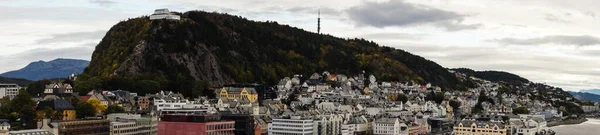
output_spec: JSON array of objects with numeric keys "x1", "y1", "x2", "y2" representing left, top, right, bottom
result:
[{"x1": 552, "y1": 119, "x2": 600, "y2": 135}]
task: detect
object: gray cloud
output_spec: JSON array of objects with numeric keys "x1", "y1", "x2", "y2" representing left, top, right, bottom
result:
[
  {"x1": 582, "y1": 50, "x2": 600, "y2": 57},
  {"x1": 35, "y1": 31, "x2": 106, "y2": 45},
  {"x1": 360, "y1": 33, "x2": 425, "y2": 41},
  {"x1": 434, "y1": 21, "x2": 482, "y2": 31},
  {"x1": 346, "y1": 0, "x2": 480, "y2": 31},
  {"x1": 89, "y1": 0, "x2": 117, "y2": 7},
  {"x1": 583, "y1": 11, "x2": 596, "y2": 18},
  {"x1": 545, "y1": 14, "x2": 569, "y2": 23},
  {"x1": 490, "y1": 35, "x2": 600, "y2": 46},
  {"x1": 287, "y1": 7, "x2": 341, "y2": 16}
]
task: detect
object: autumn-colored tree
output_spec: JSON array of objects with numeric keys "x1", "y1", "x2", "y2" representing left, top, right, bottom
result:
[
  {"x1": 87, "y1": 98, "x2": 107, "y2": 114},
  {"x1": 76, "y1": 100, "x2": 95, "y2": 118}
]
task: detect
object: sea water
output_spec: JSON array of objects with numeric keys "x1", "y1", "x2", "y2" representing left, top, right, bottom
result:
[{"x1": 552, "y1": 119, "x2": 600, "y2": 135}]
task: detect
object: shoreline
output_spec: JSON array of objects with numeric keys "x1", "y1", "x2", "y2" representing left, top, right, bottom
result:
[{"x1": 547, "y1": 118, "x2": 588, "y2": 127}]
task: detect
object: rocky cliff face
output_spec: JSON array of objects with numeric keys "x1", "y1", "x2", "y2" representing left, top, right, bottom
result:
[{"x1": 84, "y1": 11, "x2": 460, "y2": 91}]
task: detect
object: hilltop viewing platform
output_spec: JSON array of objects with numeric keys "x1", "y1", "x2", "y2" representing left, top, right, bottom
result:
[{"x1": 150, "y1": 9, "x2": 180, "y2": 20}]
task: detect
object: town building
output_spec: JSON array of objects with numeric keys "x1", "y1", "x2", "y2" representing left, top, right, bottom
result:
[
  {"x1": 158, "y1": 113, "x2": 235, "y2": 135},
  {"x1": 136, "y1": 96, "x2": 151, "y2": 111},
  {"x1": 453, "y1": 116, "x2": 507, "y2": 135},
  {"x1": 149, "y1": 9, "x2": 180, "y2": 20},
  {"x1": 219, "y1": 87, "x2": 259, "y2": 103},
  {"x1": 372, "y1": 118, "x2": 407, "y2": 135},
  {"x1": 0, "y1": 83, "x2": 20, "y2": 99},
  {"x1": 44, "y1": 83, "x2": 73, "y2": 95},
  {"x1": 35, "y1": 99, "x2": 77, "y2": 120},
  {"x1": 38, "y1": 118, "x2": 110, "y2": 135},
  {"x1": 269, "y1": 116, "x2": 317, "y2": 135},
  {"x1": 108, "y1": 113, "x2": 158, "y2": 135},
  {"x1": 1, "y1": 129, "x2": 54, "y2": 135},
  {"x1": 220, "y1": 113, "x2": 257, "y2": 135},
  {"x1": 150, "y1": 91, "x2": 191, "y2": 111},
  {"x1": 582, "y1": 104, "x2": 599, "y2": 113}
]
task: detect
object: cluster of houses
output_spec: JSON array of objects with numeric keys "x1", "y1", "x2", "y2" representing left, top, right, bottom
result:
[{"x1": 0, "y1": 68, "x2": 590, "y2": 135}]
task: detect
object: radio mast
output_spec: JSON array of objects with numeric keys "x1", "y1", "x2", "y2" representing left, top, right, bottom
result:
[{"x1": 317, "y1": 9, "x2": 321, "y2": 34}]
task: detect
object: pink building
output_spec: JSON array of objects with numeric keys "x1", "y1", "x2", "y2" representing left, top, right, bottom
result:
[
  {"x1": 158, "y1": 114, "x2": 235, "y2": 135},
  {"x1": 158, "y1": 121, "x2": 235, "y2": 135}
]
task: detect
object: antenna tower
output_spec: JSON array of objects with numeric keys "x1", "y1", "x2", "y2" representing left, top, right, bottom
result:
[{"x1": 318, "y1": 9, "x2": 321, "y2": 34}]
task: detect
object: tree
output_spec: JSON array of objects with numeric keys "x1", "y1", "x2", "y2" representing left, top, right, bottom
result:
[
  {"x1": 449, "y1": 100, "x2": 461, "y2": 110},
  {"x1": 87, "y1": 98, "x2": 107, "y2": 115},
  {"x1": 26, "y1": 80, "x2": 52, "y2": 97},
  {"x1": 11, "y1": 90, "x2": 36, "y2": 129},
  {"x1": 0, "y1": 97, "x2": 11, "y2": 118},
  {"x1": 76, "y1": 101, "x2": 95, "y2": 118},
  {"x1": 513, "y1": 107, "x2": 530, "y2": 114},
  {"x1": 41, "y1": 106, "x2": 59, "y2": 120},
  {"x1": 472, "y1": 103, "x2": 483, "y2": 114},
  {"x1": 105, "y1": 105, "x2": 125, "y2": 114},
  {"x1": 396, "y1": 94, "x2": 408, "y2": 103}
]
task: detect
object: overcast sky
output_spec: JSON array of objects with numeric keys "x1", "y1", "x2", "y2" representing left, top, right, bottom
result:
[{"x1": 1, "y1": 0, "x2": 599, "y2": 91}]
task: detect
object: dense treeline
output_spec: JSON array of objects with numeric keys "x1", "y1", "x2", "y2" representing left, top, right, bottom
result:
[
  {"x1": 0, "y1": 77, "x2": 31, "y2": 86},
  {"x1": 452, "y1": 68, "x2": 529, "y2": 83},
  {"x1": 83, "y1": 10, "x2": 460, "y2": 97}
]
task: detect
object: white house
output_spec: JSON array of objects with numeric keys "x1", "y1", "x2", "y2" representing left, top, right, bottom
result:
[
  {"x1": 372, "y1": 118, "x2": 408, "y2": 135},
  {"x1": 149, "y1": 9, "x2": 180, "y2": 20}
]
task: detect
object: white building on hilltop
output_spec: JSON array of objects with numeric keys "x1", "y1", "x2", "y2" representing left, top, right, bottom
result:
[
  {"x1": 0, "y1": 84, "x2": 20, "y2": 99},
  {"x1": 150, "y1": 9, "x2": 180, "y2": 20}
]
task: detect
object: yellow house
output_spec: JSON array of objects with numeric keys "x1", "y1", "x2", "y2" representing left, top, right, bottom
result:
[
  {"x1": 35, "y1": 99, "x2": 77, "y2": 120},
  {"x1": 219, "y1": 87, "x2": 259, "y2": 103}
]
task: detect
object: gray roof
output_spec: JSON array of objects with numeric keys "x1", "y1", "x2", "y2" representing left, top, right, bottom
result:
[
  {"x1": 0, "y1": 122, "x2": 9, "y2": 126},
  {"x1": 36, "y1": 99, "x2": 75, "y2": 110},
  {"x1": 375, "y1": 118, "x2": 398, "y2": 124},
  {"x1": 223, "y1": 87, "x2": 257, "y2": 94}
]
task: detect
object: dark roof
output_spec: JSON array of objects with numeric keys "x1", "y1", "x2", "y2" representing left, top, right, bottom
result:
[
  {"x1": 36, "y1": 99, "x2": 75, "y2": 110},
  {"x1": 224, "y1": 87, "x2": 257, "y2": 94}
]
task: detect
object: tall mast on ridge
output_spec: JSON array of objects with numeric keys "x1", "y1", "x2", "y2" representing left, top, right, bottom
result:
[{"x1": 318, "y1": 9, "x2": 321, "y2": 34}]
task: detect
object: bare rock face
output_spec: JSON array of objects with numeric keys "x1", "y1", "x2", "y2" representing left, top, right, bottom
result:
[{"x1": 113, "y1": 38, "x2": 235, "y2": 86}]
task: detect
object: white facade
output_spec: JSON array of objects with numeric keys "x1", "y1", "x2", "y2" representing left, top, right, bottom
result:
[
  {"x1": 582, "y1": 105, "x2": 599, "y2": 113},
  {"x1": 373, "y1": 118, "x2": 403, "y2": 135},
  {"x1": 108, "y1": 114, "x2": 158, "y2": 135},
  {"x1": 149, "y1": 9, "x2": 180, "y2": 20},
  {"x1": 269, "y1": 116, "x2": 317, "y2": 135},
  {"x1": 0, "y1": 84, "x2": 20, "y2": 99}
]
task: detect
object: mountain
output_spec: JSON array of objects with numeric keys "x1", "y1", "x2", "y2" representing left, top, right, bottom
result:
[
  {"x1": 0, "y1": 76, "x2": 31, "y2": 86},
  {"x1": 0, "y1": 58, "x2": 89, "y2": 81},
  {"x1": 579, "y1": 89, "x2": 600, "y2": 95},
  {"x1": 451, "y1": 68, "x2": 529, "y2": 83},
  {"x1": 81, "y1": 10, "x2": 461, "y2": 96},
  {"x1": 568, "y1": 91, "x2": 600, "y2": 102}
]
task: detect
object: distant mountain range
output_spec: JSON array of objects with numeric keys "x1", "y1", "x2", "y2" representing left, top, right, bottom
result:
[
  {"x1": 579, "y1": 89, "x2": 600, "y2": 95},
  {"x1": 0, "y1": 58, "x2": 89, "y2": 81},
  {"x1": 568, "y1": 91, "x2": 600, "y2": 102}
]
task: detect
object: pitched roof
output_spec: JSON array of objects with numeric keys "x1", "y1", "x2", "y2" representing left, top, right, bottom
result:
[
  {"x1": 375, "y1": 118, "x2": 398, "y2": 124},
  {"x1": 79, "y1": 96, "x2": 91, "y2": 101},
  {"x1": 36, "y1": 99, "x2": 75, "y2": 110},
  {"x1": 223, "y1": 87, "x2": 257, "y2": 94}
]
